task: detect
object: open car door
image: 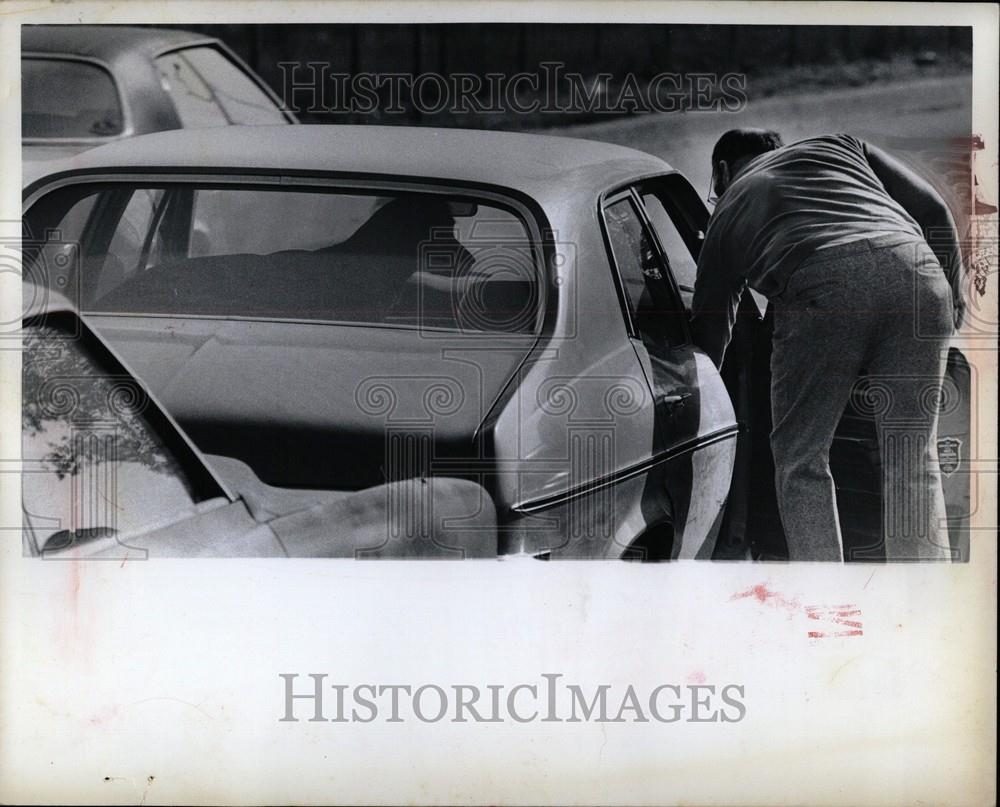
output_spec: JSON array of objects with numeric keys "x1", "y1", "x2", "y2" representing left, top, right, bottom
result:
[{"x1": 633, "y1": 174, "x2": 762, "y2": 559}]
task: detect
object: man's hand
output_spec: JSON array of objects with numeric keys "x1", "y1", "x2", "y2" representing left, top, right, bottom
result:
[{"x1": 690, "y1": 225, "x2": 748, "y2": 369}]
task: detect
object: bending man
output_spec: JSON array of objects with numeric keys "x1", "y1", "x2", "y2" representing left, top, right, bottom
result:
[{"x1": 691, "y1": 129, "x2": 964, "y2": 561}]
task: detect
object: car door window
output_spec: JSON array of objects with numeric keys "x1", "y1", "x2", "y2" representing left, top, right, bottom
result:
[
  {"x1": 636, "y1": 175, "x2": 712, "y2": 311},
  {"x1": 641, "y1": 193, "x2": 698, "y2": 296},
  {"x1": 603, "y1": 195, "x2": 687, "y2": 348}
]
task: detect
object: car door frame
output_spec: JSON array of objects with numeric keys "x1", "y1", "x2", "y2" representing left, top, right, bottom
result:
[
  {"x1": 598, "y1": 183, "x2": 701, "y2": 453},
  {"x1": 633, "y1": 171, "x2": 770, "y2": 558},
  {"x1": 598, "y1": 178, "x2": 739, "y2": 558},
  {"x1": 599, "y1": 183, "x2": 695, "y2": 345}
]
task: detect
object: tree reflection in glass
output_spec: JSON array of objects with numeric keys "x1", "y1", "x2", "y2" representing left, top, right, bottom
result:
[{"x1": 22, "y1": 323, "x2": 199, "y2": 554}]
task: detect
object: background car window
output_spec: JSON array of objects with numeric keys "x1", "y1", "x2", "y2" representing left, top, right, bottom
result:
[
  {"x1": 641, "y1": 193, "x2": 698, "y2": 295},
  {"x1": 603, "y1": 196, "x2": 687, "y2": 348},
  {"x1": 22, "y1": 322, "x2": 202, "y2": 554},
  {"x1": 176, "y1": 47, "x2": 288, "y2": 124},
  {"x1": 22, "y1": 58, "x2": 123, "y2": 139},
  {"x1": 156, "y1": 51, "x2": 231, "y2": 128}
]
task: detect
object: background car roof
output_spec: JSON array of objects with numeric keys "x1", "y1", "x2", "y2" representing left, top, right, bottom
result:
[
  {"x1": 21, "y1": 25, "x2": 217, "y2": 61},
  {"x1": 23, "y1": 124, "x2": 674, "y2": 209}
]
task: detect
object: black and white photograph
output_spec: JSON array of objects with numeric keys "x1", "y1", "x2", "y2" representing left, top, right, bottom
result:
[
  {"x1": 0, "y1": 2, "x2": 996, "y2": 805},
  {"x1": 14, "y1": 17, "x2": 991, "y2": 562}
]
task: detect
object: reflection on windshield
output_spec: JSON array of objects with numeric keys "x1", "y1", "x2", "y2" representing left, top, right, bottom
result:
[{"x1": 22, "y1": 324, "x2": 199, "y2": 554}]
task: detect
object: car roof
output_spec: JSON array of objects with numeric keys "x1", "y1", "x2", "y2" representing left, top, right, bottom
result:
[
  {"x1": 24, "y1": 124, "x2": 674, "y2": 210},
  {"x1": 21, "y1": 24, "x2": 216, "y2": 62}
]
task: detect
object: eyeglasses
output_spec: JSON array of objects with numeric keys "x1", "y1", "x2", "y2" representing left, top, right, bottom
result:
[{"x1": 706, "y1": 165, "x2": 719, "y2": 206}]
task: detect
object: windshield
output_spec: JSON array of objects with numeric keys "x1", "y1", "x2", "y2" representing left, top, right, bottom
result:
[
  {"x1": 156, "y1": 47, "x2": 288, "y2": 126},
  {"x1": 22, "y1": 321, "x2": 203, "y2": 554},
  {"x1": 22, "y1": 57, "x2": 124, "y2": 139},
  {"x1": 27, "y1": 185, "x2": 542, "y2": 334}
]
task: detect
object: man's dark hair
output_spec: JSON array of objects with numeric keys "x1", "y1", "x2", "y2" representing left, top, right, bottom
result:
[{"x1": 711, "y1": 128, "x2": 784, "y2": 167}]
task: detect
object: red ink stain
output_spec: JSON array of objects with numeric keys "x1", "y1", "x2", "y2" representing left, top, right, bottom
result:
[
  {"x1": 805, "y1": 605, "x2": 863, "y2": 638},
  {"x1": 730, "y1": 583, "x2": 801, "y2": 614},
  {"x1": 686, "y1": 670, "x2": 707, "y2": 684},
  {"x1": 732, "y1": 584, "x2": 863, "y2": 638}
]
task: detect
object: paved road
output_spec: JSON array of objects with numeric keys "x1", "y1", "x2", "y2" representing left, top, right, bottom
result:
[{"x1": 551, "y1": 75, "x2": 974, "y2": 213}]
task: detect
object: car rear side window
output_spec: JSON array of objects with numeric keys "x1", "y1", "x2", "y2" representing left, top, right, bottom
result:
[
  {"x1": 27, "y1": 183, "x2": 542, "y2": 335},
  {"x1": 603, "y1": 195, "x2": 687, "y2": 348},
  {"x1": 22, "y1": 57, "x2": 124, "y2": 139}
]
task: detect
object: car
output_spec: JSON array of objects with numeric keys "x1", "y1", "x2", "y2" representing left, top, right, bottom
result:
[
  {"x1": 19, "y1": 286, "x2": 496, "y2": 559},
  {"x1": 21, "y1": 125, "x2": 971, "y2": 560},
  {"x1": 22, "y1": 25, "x2": 295, "y2": 170}
]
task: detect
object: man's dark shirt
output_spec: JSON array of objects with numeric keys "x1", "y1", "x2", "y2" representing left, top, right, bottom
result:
[{"x1": 691, "y1": 133, "x2": 964, "y2": 367}]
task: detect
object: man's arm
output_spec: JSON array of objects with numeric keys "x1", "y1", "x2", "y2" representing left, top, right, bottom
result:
[
  {"x1": 863, "y1": 142, "x2": 966, "y2": 329},
  {"x1": 689, "y1": 230, "x2": 747, "y2": 370}
]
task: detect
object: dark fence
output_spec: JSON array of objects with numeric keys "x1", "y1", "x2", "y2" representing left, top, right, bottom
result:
[
  {"x1": 137, "y1": 23, "x2": 972, "y2": 132},
  {"x1": 177, "y1": 24, "x2": 970, "y2": 81}
]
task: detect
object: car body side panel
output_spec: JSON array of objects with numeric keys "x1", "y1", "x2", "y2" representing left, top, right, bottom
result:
[
  {"x1": 492, "y1": 207, "x2": 737, "y2": 558},
  {"x1": 490, "y1": 208, "x2": 661, "y2": 556},
  {"x1": 507, "y1": 473, "x2": 655, "y2": 559},
  {"x1": 669, "y1": 351, "x2": 738, "y2": 559},
  {"x1": 495, "y1": 341, "x2": 659, "y2": 557}
]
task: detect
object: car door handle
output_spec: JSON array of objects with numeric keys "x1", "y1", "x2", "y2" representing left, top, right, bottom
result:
[{"x1": 657, "y1": 391, "x2": 692, "y2": 409}]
